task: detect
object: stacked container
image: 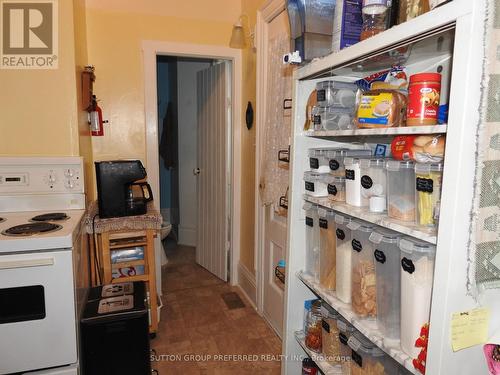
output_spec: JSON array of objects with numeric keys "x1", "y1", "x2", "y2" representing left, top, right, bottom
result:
[
  {"x1": 321, "y1": 302, "x2": 342, "y2": 364},
  {"x1": 348, "y1": 220, "x2": 377, "y2": 318},
  {"x1": 312, "y1": 80, "x2": 358, "y2": 131},
  {"x1": 304, "y1": 203, "x2": 320, "y2": 281},
  {"x1": 399, "y1": 237, "x2": 436, "y2": 358},
  {"x1": 308, "y1": 148, "x2": 332, "y2": 173},
  {"x1": 304, "y1": 171, "x2": 329, "y2": 197},
  {"x1": 415, "y1": 162, "x2": 444, "y2": 227},
  {"x1": 360, "y1": 158, "x2": 388, "y2": 213},
  {"x1": 345, "y1": 157, "x2": 367, "y2": 207},
  {"x1": 335, "y1": 213, "x2": 354, "y2": 304},
  {"x1": 386, "y1": 160, "x2": 416, "y2": 222},
  {"x1": 325, "y1": 175, "x2": 346, "y2": 202},
  {"x1": 369, "y1": 229, "x2": 402, "y2": 342},
  {"x1": 319, "y1": 208, "x2": 337, "y2": 290},
  {"x1": 348, "y1": 332, "x2": 388, "y2": 375},
  {"x1": 327, "y1": 149, "x2": 372, "y2": 177},
  {"x1": 337, "y1": 317, "x2": 357, "y2": 374}
]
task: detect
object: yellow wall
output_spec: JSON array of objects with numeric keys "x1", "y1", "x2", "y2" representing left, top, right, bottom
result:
[{"x1": 0, "y1": 1, "x2": 79, "y2": 156}]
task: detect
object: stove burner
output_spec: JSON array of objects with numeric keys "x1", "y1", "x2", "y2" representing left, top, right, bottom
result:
[
  {"x1": 31, "y1": 213, "x2": 69, "y2": 222},
  {"x1": 2, "y1": 223, "x2": 62, "y2": 237}
]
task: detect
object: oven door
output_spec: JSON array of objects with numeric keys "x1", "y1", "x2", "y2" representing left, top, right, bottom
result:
[{"x1": 0, "y1": 249, "x2": 77, "y2": 375}]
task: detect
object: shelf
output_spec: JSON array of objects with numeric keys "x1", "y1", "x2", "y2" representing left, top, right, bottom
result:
[
  {"x1": 294, "y1": 331, "x2": 343, "y2": 375},
  {"x1": 111, "y1": 259, "x2": 145, "y2": 268},
  {"x1": 304, "y1": 195, "x2": 436, "y2": 244},
  {"x1": 305, "y1": 124, "x2": 447, "y2": 138},
  {"x1": 297, "y1": 272, "x2": 419, "y2": 375}
]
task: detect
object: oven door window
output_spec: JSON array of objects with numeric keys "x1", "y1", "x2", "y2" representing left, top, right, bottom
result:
[{"x1": 0, "y1": 285, "x2": 46, "y2": 324}]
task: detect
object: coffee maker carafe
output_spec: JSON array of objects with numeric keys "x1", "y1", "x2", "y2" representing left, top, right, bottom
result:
[{"x1": 95, "y1": 160, "x2": 153, "y2": 218}]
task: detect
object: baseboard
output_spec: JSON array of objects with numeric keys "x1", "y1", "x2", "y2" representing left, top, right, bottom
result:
[
  {"x1": 237, "y1": 263, "x2": 257, "y2": 309},
  {"x1": 178, "y1": 226, "x2": 196, "y2": 247}
]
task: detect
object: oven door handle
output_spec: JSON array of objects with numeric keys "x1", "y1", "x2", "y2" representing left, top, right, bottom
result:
[{"x1": 0, "y1": 257, "x2": 55, "y2": 270}]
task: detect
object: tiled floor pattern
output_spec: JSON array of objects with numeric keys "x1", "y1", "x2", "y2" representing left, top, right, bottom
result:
[{"x1": 151, "y1": 242, "x2": 282, "y2": 374}]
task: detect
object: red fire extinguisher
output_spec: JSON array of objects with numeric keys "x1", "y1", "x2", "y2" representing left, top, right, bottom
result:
[{"x1": 89, "y1": 95, "x2": 106, "y2": 136}]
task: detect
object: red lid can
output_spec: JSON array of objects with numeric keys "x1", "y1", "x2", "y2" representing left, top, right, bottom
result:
[{"x1": 409, "y1": 73, "x2": 442, "y2": 84}]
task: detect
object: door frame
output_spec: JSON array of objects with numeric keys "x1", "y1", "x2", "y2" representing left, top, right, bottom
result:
[
  {"x1": 255, "y1": 0, "x2": 287, "y2": 313},
  {"x1": 142, "y1": 41, "x2": 242, "y2": 289}
]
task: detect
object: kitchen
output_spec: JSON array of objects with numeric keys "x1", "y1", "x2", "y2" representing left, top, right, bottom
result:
[{"x1": 0, "y1": 0, "x2": 500, "y2": 375}]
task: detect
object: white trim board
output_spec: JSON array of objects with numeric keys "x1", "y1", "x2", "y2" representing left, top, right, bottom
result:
[
  {"x1": 238, "y1": 262, "x2": 257, "y2": 309},
  {"x1": 142, "y1": 41, "x2": 242, "y2": 293},
  {"x1": 178, "y1": 226, "x2": 196, "y2": 248}
]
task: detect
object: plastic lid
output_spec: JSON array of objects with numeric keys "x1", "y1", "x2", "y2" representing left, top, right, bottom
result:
[
  {"x1": 386, "y1": 160, "x2": 415, "y2": 171},
  {"x1": 348, "y1": 332, "x2": 385, "y2": 356},
  {"x1": 316, "y1": 80, "x2": 357, "y2": 90},
  {"x1": 399, "y1": 237, "x2": 436, "y2": 257},
  {"x1": 360, "y1": 158, "x2": 386, "y2": 169},
  {"x1": 336, "y1": 316, "x2": 355, "y2": 333},
  {"x1": 344, "y1": 157, "x2": 360, "y2": 167},
  {"x1": 304, "y1": 171, "x2": 327, "y2": 181},
  {"x1": 326, "y1": 149, "x2": 371, "y2": 159},
  {"x1": 303, "y1": 202, "x2": 314, "y2": 210},
  {"x1": 324, "y1": 175, "x2": 346, "y2": 184},
  {"x1": 415, "y1": 162, "x2": 444, "y2": 174},
  {"x1": 308, "y1": 147, "x2": 338, "y2": 157},
  {"x1": 335, "y1": 213, "x2": 352, "y2": 225},
  {"x1": 347, "y1": 219, "x2": 374, "y2": 232},
  {"x1": 324, "y1": 106, "x2": 356, "y2": 115},
  {"x1": 277, "y1": 259, "x2": 286, "y2": 267},
  {"x1": 409, "y1": 72, "x2": 442, "y2": 84},
  {"x1": 318, "y1": 207, "x2": 335, "y2": 218},
  {"x1": 369, "y1": 229, "x2": 401, "y2": 244}
]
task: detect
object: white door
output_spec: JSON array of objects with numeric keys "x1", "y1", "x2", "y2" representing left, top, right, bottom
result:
[
  {"x1": 195, "y1": 62, "x2": 231, "y2": 282},
  {"x1": 259, "y1": 10, "x2": 292, "y2": 337}
]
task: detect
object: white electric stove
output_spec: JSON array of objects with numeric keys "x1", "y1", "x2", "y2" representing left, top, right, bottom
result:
[{"x1": 0, "y1": 157, "x2": 86, "y2": 375}]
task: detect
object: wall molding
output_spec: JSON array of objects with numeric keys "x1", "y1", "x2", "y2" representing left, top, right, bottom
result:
[
  {"x1": 178, "y1": 226, "x2": 197, "y2": 247},
  {"x1": 237, "y1": 262, "x2": 257, "y2": 309}
]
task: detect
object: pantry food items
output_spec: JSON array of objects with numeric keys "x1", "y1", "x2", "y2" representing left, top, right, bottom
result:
[
  {"x1": 386, "y1": 160, "x2": 416, "y2": 222},
  {"x1": 308, "y1": 148, "x2": 331, "y2": 173},
  {"x1": 335, "y1": 214, "x2": 354, "y2": 303},
  {"x1": 325, "y1": 175, "x2": 347, "y2": 202},
  {"x1": 399, "y1": 0, "x2": 430, "y2": 23},
  {"x1": 312, "y1": 106, "x2": 356, "y2": 131},
  {"x1": 369, "y1": 229, "x2": 402, "y2": 341},
  {"x1": 304, "y1": 203, "x2": 320, "y2": 281},
  {"x1": 327, "y1": 149, "x2": 372, "y2": 177},
  {"x1": 391, "y1": 135, "x2": 446, "y2": 163},
  {"x1": 355, "y1": 90, "x2": 407, "y2": 128},
  {"x1": 337, "y1": 317, "x2": 356, "y2": 374},
  {"x1": 415, "y1": 163, "x2": 443, "y2": 227},
  {"x1": 407, "y1": 73, "x2": 442, "y2": 126},
  {"x1": 305, "y1": 300, "x2": 323, "y2": 352},
  {"x1": 316, "y1": 80, "x2": 358, "y2": 108},
  {"x1": 360, "y1": 158, "x2": 388, "y2": 212},
  {"x1": 304, "y1": 90, "x2": 318, "y2": 131},
  {"x1": 321, "y1": 303, "x2": 341, "y2": 363},
  {"x1": 360, "y1": 0, "x2": 389, "y2": 41},
  {"x1": 356, "y1": 66, "x2": 409, "y2": 92},
  {"x1": 348, "y1": 332, "x2": 388, "y2": 375},
  {"x1": 399, "y1": 237, "x2": 436, "y2": 358},
  {"x1": 348, "y1": 220, "x2": 377, "y2": 318},
  {"x1": 332, "y1": 0, "x2": 363, "y2": 52},
  {"x1": 319, "y1": 208, "x2": 337, "y2": 290},
  {"x1": 304, "y1": 171, "x2": 329, "y2": 197},
  {"x1": 345, "y1": 157, "x2": 367, "y2": 207}
]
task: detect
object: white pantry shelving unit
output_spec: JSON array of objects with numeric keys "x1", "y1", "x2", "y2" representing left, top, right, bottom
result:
[{"x1": 281, "y1": 1, "x2": 497, "y2": 374}]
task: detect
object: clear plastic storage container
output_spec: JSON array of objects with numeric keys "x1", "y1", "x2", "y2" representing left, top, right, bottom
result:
[
  {"x1": 369, "y1": 229, "x2": 402, "y2": 342},
  {"x1": 319, "y1": 208, "x2": 337, "y2": 291},
  {"x1": 335, "y1": 213, "x2": 354, "y2": 304},
  {"x1": 415, "y1": 162, "x2": 443, "y2": 227},
  {"x1": 308, "y1": 148, "x2": 332, "y2": 173},
  {"x1": 337, "y1": 317, "x2": 356, "y2": 374},
  {"x1": 325, "y1": 175, "x2": 346, "y2": 202},
  {"x1": 312, "y1": 106, "x2": 355, "y2": 131},
  {"x1": 348, "y1": 220, "x2": 377, "y2": 318},
  {"x1": 321, "y1": 302, "x2": 342, "y2": 364},
  {"x1": 345, "y1": 157, "x2": 368, "y2": 207},
  {"x1": 316, "y1": 80, "x2": 358, "y2": 108},
  {"x1": 360, "y1": 158, "x2": 388, "y2": 213},
  {"x1": 304, "y1": 171, "x2": 329, "y2": 197},
  {"x1": 348, "y1": 332, "x2": 388, "y2": 375},
  {"x1": 304, "y1": 203, "x2": 320, "y2": 281},
  {"x1": 386, "y1": 160, "x2": 416, "y2": 222},
  {"x1": 305, "y1": 300, "x2": 323, "y2": 352},
  {"x1": 327, "y1": 149, "x2": 372, "y2": 177},
  {"x1": 399, "y1": 237, "x2": 436, "y2": 358}
]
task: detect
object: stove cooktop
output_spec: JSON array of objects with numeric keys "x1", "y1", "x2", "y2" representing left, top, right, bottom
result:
[
  {"x1": 2, "y1": 222, "x2": 63, "y2": 237},
  {"x1": 31, "y1": 212, "x2": 70, "y2": 222}
]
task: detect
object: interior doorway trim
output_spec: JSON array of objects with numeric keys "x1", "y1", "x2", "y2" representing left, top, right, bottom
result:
[
  {"x1": 142, "y1": 40, "x2": 242, "y2": 288},
  {"x1": 255, "y1": 0, "x2": 287, "y2": 313}
]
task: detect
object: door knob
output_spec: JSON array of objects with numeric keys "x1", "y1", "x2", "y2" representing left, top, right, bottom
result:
[{"x1": 193, "y1": 168, "x2": 201, "y2": 175}]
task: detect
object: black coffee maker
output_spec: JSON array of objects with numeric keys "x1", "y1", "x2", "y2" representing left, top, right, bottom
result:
[{"x1": 95, "y1": 160, "x2": 153, "y2": 218}]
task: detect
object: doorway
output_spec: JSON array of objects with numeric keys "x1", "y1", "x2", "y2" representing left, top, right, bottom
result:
[{"x1": 143, "y1": 41, "x2": 242, "y2": 293}]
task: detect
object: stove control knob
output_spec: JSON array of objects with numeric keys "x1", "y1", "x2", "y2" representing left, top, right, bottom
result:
[
  {"x1": 48, "y1": 172, "x2": 57, "y2": 183},
  {"x1": 64, "y1": 169, "x2": 75, "y2": 177}
]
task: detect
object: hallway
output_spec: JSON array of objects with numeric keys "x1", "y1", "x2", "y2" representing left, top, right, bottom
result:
[{"x1": 151, "y1": 242, "x2": 282, "y2": 374}]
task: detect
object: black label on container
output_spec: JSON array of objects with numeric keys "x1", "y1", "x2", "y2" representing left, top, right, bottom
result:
[
  {"x1": 317, "y1": 89, "x2": 326, "y2": 102},
  {"x1": 352, "y1": 350, "x2": 363, "y2": 368},
  {"x1": 361, "y1": 175, "x2": 373, "y2": 189},
  {"x1": 329, "y1": 159, "x2": 340, "y2": 171},
  {"x1": 306, "y1": 217, "x2": 314, "y2": 227},
  {"x1": 305, "y1": 181, "x2": 315, "y2": 192},
  {"x1": 313, "y1": 115, "x2": 321, "y2": 125},
  {"x1": 310, "y1": 158, "x2": 319, "y2": 169},
  {"x1": 401, "y1": 257, "x2": 416, "y2": 274},
  {"x1": 345, "y1": 169, "x2": 355, "y2": 180},
  {"x1": 352, "y1": 239, "x2": 362, "y2": 252},
  {"x1": 322, "y1": 319, "x2": 330, "y2": 333},
  {"x1": 319, "y1": 218, "x2": 328, "y2": 229},
  {"x1": 416, "y1": 177, "x2": 434, "y2": 193},
  {"x1": 336, "y1": 228, "x2": 345, "y2": 240},
  {"x1": 339, "y1": 333, "x2": 348, "y2": 345},
  {"x1": 328, "y1": 184, "x2": 338, "y2": 196},
  {"x1": 374, "y1": 249, "x2": 386, "y2": 264}
]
